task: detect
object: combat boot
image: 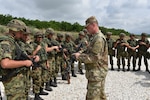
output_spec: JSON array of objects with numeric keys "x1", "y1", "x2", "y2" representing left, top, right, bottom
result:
[
  {"x1": 50, "y1": 80, "x2": 57, "y2": 87},
  {"x1": 79, "y1": 69, "x2": 84, "y2": 75},
  {"x1": 54, "y1": 77, "x2": 57, "y2": 85},
  {"x1": 122, "y1": 66, "x2": 125, "y2": 72},
  {"x1": 62, "y1": 75, "x2": 67, "y2": 80},
  {"x1": 45, "y1": 81, "x2": 53, "y2": 91},
  {"x1": 34, "y1": 93, "x2": 43, "y2": 100},
  {"x1": 127, "y1": 66, "x2": 130, "y2": 71},
  {"x1": 117, "y1": 66, "x2": 120, "y2": 71},
  {"x1": 39, "y1": 88, "x2": 48, "y2": 95},
  {"x1": 111, "y1": 65, "x2": 114, "y2": 70},
  {"x1": 71, "y1": 70, "x2": 77, "y2": 77}
]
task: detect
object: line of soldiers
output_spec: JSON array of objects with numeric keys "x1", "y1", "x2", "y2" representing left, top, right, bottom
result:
[
  {"x1": 106, "y1": 32, "x2": 150, "y2": 72},
  {"x1": 0, "y1": 19, "x2": 88, "y2": 100}
]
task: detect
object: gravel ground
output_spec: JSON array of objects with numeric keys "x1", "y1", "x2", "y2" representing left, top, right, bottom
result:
[{"x1": 1, "y1": 58, "x2": 150, "y2": 100}]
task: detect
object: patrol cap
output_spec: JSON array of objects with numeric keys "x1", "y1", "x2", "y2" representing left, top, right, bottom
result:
[
  {"x1": 57, "y1": 33, "x2": 63, "y2": 37},
  {"x1": 85, "y1": 16, "x2": 98, "y2": 27},
  {"x1": 119, "y1": 33, "x2": 126, "y2": 37},
  {"x1": 45, "y1": 28, "x2": 54, "y2": 35},
  {"x1": 23, "y1": 27, "x2": 31, "y2": 35},
  {"x1": 141, "y1": 32, "x2": 147, "y2": 37},
  {"x1": 106, "y1": 32, "x2": 112, "y2": 36},
  {"x1": 79, "y1": 31, "x2": 85, "y2": 36},
  {"x1": 7, "y1": 19, "x2": 27, "y2": 32},
  {"x1": 34, "y1": 32, "x2": 43, "y2": 38}
]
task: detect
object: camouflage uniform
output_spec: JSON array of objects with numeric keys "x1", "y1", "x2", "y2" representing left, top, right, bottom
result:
[
  {"x1": 78, "y1": 16, "x2": 108, "y2": 100},
  {"x1": 79, "y1": 31, "x2": 108, "y2": 100},
  {"x1": 31, "y1": 33, "x2": 49, "y2": 96},
  {"x1": 0, "y1": 19, "x2": 27, "y2": 100},
  {"x1": 55, "y1": 33, "x2": 66, "y2": 80},
  {"x1": 115, "y1": 33, "x2": 128, "y2": 71},
  {"x1": 64, "y1": 34, "x2": 77, "y2": 77},
  {"x1": 17, "y1": 40, "x2": 31, "y2": 98},
  {"x1": 137, "y1": 33, "x2": 150, "y2": 71},
  {"x1": 106, "y1": 32, "x2": 115, "y2": 70},
  {"x1": 127, "y1": 34, "x2": 138, "y2": 71},
  {"x1": 74, "y1": 31, "x2": 88, "y2": 74},
  {"x1": 44, "y1": 28, "x2": 59, "y2": 87}
]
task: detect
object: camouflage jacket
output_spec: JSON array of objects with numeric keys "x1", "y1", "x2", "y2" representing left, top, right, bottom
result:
[
  {"x1": 79, "y1": 31, "x2": 108, "y2": 68},
  {"x1": 127, "y1": 39, "x2": 138, "y2": 52},
  {"x1": 137, "y1": 39, "x2": 149, "y2": 52},
  {"x1": 106, "y1": 38, "x2": 114, "y2": 50},
  {"x1": 43, "y1": 38, "x2": 59, "y2": 57},
  {"x1": 31, "y1": 41, "x2": 47, "y2": 62},
  {"x1": 115, "y1": 39, "x2": 127, "y2": 53},
  {"x1": 74, "y1": 37, "x2": 87, "y2": 53}
]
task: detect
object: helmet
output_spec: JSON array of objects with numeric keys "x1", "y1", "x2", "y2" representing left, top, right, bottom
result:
[
  {"x1": 119, "y1": 33, "x2": 126, "y2": 37},
  {"x1": 45, "y1": 28, "x2": 54, "y2": 35},
  {"x1": 106, "y1": 32, "x2": 112, "y2": 36},
  {"x1": 79, "y1": 31, "x2": 85, "y2": 36},
  {"x1": 141, "y1": 32, "x2": 147, "y2": 37},
  {"x1": 7, "y1": 19, "x2": 27, "y2": 32},
  {"x1": 34, "y1": 32, "x2": 43, "y2": 38},
  {"x1": 57, "y1": 33, "x2": 63, "y2": 38}
]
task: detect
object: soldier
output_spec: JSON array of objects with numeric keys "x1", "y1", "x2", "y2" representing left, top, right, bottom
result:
[
  {"x1": 106, "y1": 32, "x2": 115, "y2": 70},
  {"x1": 55, "y1": 33, "x2": 67, "y2": 80},
  {"x1": 0, "y1": 19, "x2": 32, "y2": 100},
  {"x1": 63, "y1": 34, "x2": 77, "y2": 77},
  {"x1": 137, "y1": 33, "x2": 150, "y2": 72},
  {"x1": 74, "y1": 16, "x2": 108, "y2": 100},
  {"x1": 83, "y1": 29, "x2": 90, "y2": 41},
  {"x1": 127, "y1": 34, "x2": 138, "y2": 71},
  {"x1": 44, "y1": 28, "x2": 59, "y2": 88},
  {"x1": 74, "y1": 31, "x2": 88, "y2": 74},
  {"x1": 31, "y1": 32, "x2": 48, "y2": 100},
  {"x1": 114, "y1": 33, "x2": 133, "y2": 71}
]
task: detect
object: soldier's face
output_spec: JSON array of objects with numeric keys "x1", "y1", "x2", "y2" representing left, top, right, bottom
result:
[{"x1": 14, "y1": 31, "x2": 23, "y2": 40}]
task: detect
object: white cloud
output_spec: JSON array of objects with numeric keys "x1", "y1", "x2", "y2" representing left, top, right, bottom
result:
[{"x1": 0, "y1": 0, "x2": 150, "y2": 34}]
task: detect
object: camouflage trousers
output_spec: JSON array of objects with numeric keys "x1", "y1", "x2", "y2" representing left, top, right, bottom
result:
[
  {"x1": 48, "y1": 57, "x2": 56, "y2": 80},
  {"x1": 41, "y1": 62, "x2": 49, "y2": 87},
  {"x1": 78, "y1": 60, "x2": 83, "y2": 70},
  {"x1": 117, "y1": 52, "x2": 127, "y2": 68},
  {"x1": 3, "y1": 73, "x2": 26, "y2": 100},
  {"x1": 138, "y1": 52, "x2": 148, "y2": 67},
  {"x1": 24, "y1": 68, "x2": 31, "y2": 98},
  {"x1": 127, "y1": 52, "x2": 137, "y2": 68},
  {"x1": 85, "y1": 64, "x2": 108, "y2": 100},
  {"x1": 31, "y1": 67, "x2": 42, "y2": 93},
  {"x1": 56, "y1": 56, "x2": 64, "y2": 75}
]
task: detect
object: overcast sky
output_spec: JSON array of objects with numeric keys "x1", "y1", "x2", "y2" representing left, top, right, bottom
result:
[{"x1": 0, "y1": 0, "x2": 150, "y2": 34}]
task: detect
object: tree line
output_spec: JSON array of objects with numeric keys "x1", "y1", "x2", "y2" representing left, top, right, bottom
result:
[{"x1": 0, "y1": 14, "x2": 130, "y2": 35}]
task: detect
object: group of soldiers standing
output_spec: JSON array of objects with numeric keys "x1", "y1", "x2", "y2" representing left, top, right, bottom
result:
[
  {"x1": 0, "y1": 19, "x2": 88, "y2": 100},
  {"x1": 106, "y1": 32, "x2": 150, "y2": 72}
]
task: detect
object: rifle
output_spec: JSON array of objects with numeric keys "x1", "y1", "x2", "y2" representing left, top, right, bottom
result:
[{"x1": 1, "y1": 42, "x2": 47, "y2": 82}]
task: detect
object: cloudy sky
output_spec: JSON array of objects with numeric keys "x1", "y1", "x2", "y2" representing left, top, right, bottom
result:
[{"x1": 0, "y1": 0, "x2": 150, "y2": 34}]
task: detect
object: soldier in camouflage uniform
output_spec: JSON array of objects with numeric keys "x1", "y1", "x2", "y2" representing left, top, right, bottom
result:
[
  {"x1": 74, "y1": 16, "x2": 108, "y2": 100},
  {"x1": 44, "y1": 28, "x2": 59, "y2": 88},
  {"x1": 31, "y1": 32, "x2": 49, "y2": 100},
  {"x1": 74, "y1": 31, "x2": 88, "y2": 74},
  {"x1": 0, "y1": 19, "x2": 32, "y2": 100},
  {"x1": 83, "y1": 29, "x2": 90, "y2": 42},
  {"x1": 137, "y1": 33, "x2": 150, "y2": 72},
  {"x1": 55, "y1": 33, "x2": 67, "y2": 80},
  {"x1": 106, "y1": 32, "x2": 115, "y2": 70},
  {"x1": 63, "y1": 34, "x2": 77, "y2": 77},
  {"x1": 127, "y1": 34, "x2": 138, "y2": 71},
  {"x1": 114, "y1": 33, "x2": 133, "y2": 71}
]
